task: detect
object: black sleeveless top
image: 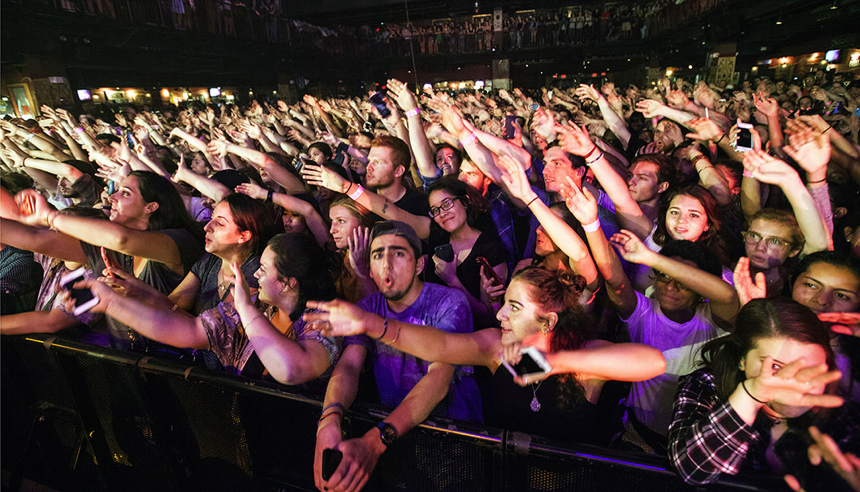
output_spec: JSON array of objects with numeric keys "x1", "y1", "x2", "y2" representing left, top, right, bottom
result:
[{"x1": 489, "y1": 367, "x2": 605, "y2": 445}]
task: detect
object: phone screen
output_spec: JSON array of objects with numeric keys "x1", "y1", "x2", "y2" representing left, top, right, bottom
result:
[
  {"x1": 511, "y1": 352, "x2": 544, "y2": 376},
  {"x1": 736, "y1": 127, "x2": 753, "y2": 150},
  {"x1": 369, "y1": 92, "x2": 391, "y2": 118}
]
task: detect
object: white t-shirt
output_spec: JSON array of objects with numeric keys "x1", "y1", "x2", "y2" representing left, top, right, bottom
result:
[{"x1": 623, "y1": 290, "x2": 726, "y2": 435}]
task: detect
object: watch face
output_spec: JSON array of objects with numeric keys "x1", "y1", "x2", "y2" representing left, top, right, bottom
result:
[{"x1": 377, "y1": 422, "x2": 397, "y2": 446}]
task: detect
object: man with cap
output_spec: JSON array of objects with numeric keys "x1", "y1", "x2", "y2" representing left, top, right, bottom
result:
[{"x1": 311, "y1": 220, "x2": 481, "y2": 492}]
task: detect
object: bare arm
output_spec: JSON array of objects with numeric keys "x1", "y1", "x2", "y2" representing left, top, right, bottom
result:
[
  {"x1": 300, "y1": 163, "x2": 432, "y2": 239},
  {"x1": 0, "y1": 309, "x2": 82, "y2": 335},
  {"x1": 556, "y1": 121, "x2": 653, "y2": 240},
  {"x1": 548, "y1": 339, "x2": 666, "y2": 381}
]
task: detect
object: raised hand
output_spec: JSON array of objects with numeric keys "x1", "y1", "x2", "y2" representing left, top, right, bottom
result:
[
  {"x1": 235, "y1": 181, "x2": 267, "y2": 201},
  {"x1": 559, "y1": 176, "x2": 598, "y2": 225},
  {"x1": 208, "y1": 139, "x2": 229, "y2": 158},
  {"x1": 229, "y1": 261, "x2": 252, "y2": 311},
  {"x1": 347, "y1": 226, "x2": 371, "y2": 279},
  {"x1": 609, "y1": 229, "x2": 655, "y2": 265},
  {"x1": 575, "y1": 84, "x2": 601, "y2": 102},
  {"x1": 744, "y1": 356, "x2": 843, "y2": 410},
  {"x1": 733, "y1": 257, "x2": 767, "y2": 305},
  {"x1": 554, "y1": 121, "x2": 596, "y2": 157},
  {"x1": 753, "y1": 93, "x2": 779, "y2": 118},
  {"x1": 386, "y1": 78, "x2": 418, "y2": 112},
  {"x1": 685, "y1": 117, "x2": 723, "y2": 142},
  {"x1": 783, "y1": 426, "x2": 860, "y2": 492},
  {"x1": 635, "y1": 99, "x2": 666, "y2": 119},
  {"x1": 783, "y1": 126, "x2": 830, "y2": 176},
  {"x1": 496, "y1": 154, "x2": 536, "y2": 203},
  {"x1": 13, "y1": 189, "x2": 53, "y2": 227},
  {"x1": 666, "y1": 90, "x2": 690, "y2": 110},
  {"x1": 742, "y1": 150, "x2": 799, "y2": 187},
  {"x1": 817, "y1": 312, "x2": 860, "y2": 337},
  {"x1": 300, "y1": 163, "x2": 350, "y2": 194}
]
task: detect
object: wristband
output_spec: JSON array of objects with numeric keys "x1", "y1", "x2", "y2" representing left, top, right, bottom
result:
[
  {"x1": 823, "y1": 125, "x2": 832, "y2": 134},
  {"x1": 25, "y1": 133, "x2": 36, "y2": 142},
  {"x1": 74, "y1": 127, "x2": 85, "y2": 134},
  {"x1": 347, "y1": 183, "x2": 364, "y2": 201},
  {"x1": 266, "y1": 189, "x2": 273, "y2": 202},
  {"x1": 585, "y1": 151, "x2": 605, "y2": 166},
  {"x1": 318, "y1": 411, "x2": 343, "y2": 425},
  {"x1": 807, "y1": 177, "x2": 827, "y2": 184},
  {"x1": 583, "y1": 145, "x2": 599, "y2": 160},
  {"x1": 743, "y1": 170, "x2": 754, "y2": 178},
  {"x1": 372, "y1": 317, "x2": 388, "y2": 341},
  {"x1": 405, "y1": 108, "x2": 420, "y2": 118},
  {"x1": 525, "y1": 196, "x2": 540, "y2": 207},
  {"x1": 581, "y1": 220, "x2": 601, "y2": 232},
  {"x1": 46, "y1": 210, "x2": 59, "y2": 230},
  {"x1": 321, "y1": 402, "x2": 345, "y2": 414},
  {"x1": 741, "y1": 379, "x2": 767, "y2": 404},
  {"x1": 459, "y1": 132, "x2": 477, "y2": 146},
  {"x1": 691, "y1": 155, "x2": 708, "y2": 166},
  {"x1": 696, "y1": 165, "x2": 714, "y2": 174},
  {"x1": 714, "y1": 133, "x2": 725, "y2": 144}
]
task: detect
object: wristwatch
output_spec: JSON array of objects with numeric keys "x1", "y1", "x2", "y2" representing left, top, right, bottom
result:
[{"x1": 376, "y1": 422, "x2": 397, "y2": 447}]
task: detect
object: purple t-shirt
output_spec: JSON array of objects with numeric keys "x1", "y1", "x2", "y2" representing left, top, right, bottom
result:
[{"x1": 346, "y1": 282, "x2": 483, "y2": 423}]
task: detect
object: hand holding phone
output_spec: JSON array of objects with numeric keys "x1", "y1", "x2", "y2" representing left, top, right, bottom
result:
[
  {"x1": 321, "y1": 448, "x2": 343, "y2": 481},
  {"x1": 434, "y1": 243, "x2": 455, "y2": 263},
  {"x1": 60, "y1": 267, "x2": 99, "y2": 315},
  {"x1": 476, "y1": 257, "x2": 503, "y2": 286},
  {"x1": 501, "y1": 346, "x2": 553, "y2": 379},
  {"x1": 735, "y1": 122, "x2": 754, "y2": 152}
]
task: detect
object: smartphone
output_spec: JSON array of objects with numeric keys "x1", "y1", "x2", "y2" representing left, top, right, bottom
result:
[
  {"x1": 321, "y1": 448, "x2": 343, "y2": 481},
  {"x1": 60, "y1": 267, "x2": 99, "y2": 316},
  {"x1": 735, "y1": 122, "x2": 754, "y2": 152},
  {"x1": 476, "y1": 256, "x2": 503, "y2": 286},
  {"x1": 547, "y1": 90, "x2": 553, "y2": 100},
  {"x1": 503, "y1": 115, "x2": 517, "y2": 139},
  {"x1": 125, "y1": 130, "x2": 135, "y2": 148},
  {"x1": 363, "y1": 120, "x2": 374, "y2": 132},
  {"x1": 369, "y1": 92, "x2": 391, "y2": 118},
  {"x1": 434, "y1": 243, "x2": 455, "y2": 262},
  {"x1": 294, "y1": 154, "x2": 309, "y2": 172},
  {"x1": 501, "y1": 346, "x2": 553, "y2": 378}
]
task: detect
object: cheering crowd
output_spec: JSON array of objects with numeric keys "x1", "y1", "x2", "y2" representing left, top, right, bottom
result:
[{"x1": 1, "y1": 71, "x2": 859, "y2": 491}]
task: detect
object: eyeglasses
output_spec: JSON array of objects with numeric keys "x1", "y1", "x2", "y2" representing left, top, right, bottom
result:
[
  {"x1": 742, "y1": 231, "x2": 792, "y2": 251},
  {"x1": 429, "y1": 197, "x2": 460, "y2": 218},
  {"x1": 653, "y1": 271, "x2": 691, "y2": 291}
]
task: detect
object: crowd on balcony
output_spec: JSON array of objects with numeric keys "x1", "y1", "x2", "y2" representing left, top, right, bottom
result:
[
  {"x1": 45, "y1": 0, "x2": 725, "y2": 53},
  {"x1": 1, "y1": 66, "x2": 859, "y2": 492}
]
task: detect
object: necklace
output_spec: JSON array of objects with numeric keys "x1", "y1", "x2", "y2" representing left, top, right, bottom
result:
[{"x1": 530, "y1": 380, "x2": 545, "y2": 412}]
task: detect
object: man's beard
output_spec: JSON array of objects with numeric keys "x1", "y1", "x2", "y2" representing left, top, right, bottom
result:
[{"x1": 380, "y1": 276, "x2": 416, "y2": 302}]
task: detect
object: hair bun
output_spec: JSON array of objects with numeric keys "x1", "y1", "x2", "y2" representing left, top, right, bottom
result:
[{"x1": 556, "y1": 271, "x2": 587, "y2": 296}]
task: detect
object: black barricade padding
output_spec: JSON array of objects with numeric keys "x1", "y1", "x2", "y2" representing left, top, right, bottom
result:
[{"x1": 2, "y1": 334, "x2": 785, "y2": 492}]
